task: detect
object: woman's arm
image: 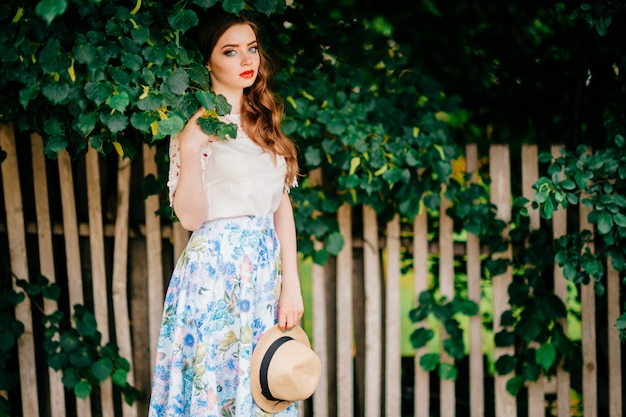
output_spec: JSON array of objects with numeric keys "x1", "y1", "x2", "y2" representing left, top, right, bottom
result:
[
  {"x1": 172, "y1": 108, "x2": 210, "y2": 231},
  {"x1": 274, "y1": 191, "x2": 304, "y2": 330}
]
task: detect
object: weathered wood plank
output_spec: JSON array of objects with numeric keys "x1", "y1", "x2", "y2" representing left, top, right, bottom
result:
[
  {"x1": 31, "y1": 134, "x2": 66, "y2": 417},
  {"x1": 607, "y1": 260, "x2": 622, "y2": 417},
  {"x1": 522, "y1": 144, "x2": 545, "y2": 417},
  {"x1": 362, "y1": 205, "x2": 382, "y2": 417},
  {"x1": 0, "y1": 124, "x2": 39, "y2": 417},
  {"x1": 579, "y1": 176, "x2": 597, "y2": 417},
  {"x1": 439, "y1": 197, "x2": 455, "y2": 417},
  {"x1": 385, "y1": 214, "x2": 401, "y2": 417},
  {"x1": 413, "y1": 207, "x2": 430, "y2": 417},
  {"x1": 336, "y1": 202, "x2": 354, "y2": 417},
  {"x1": 143, "y1": 143, "x2": 164, "y2": 379},
  {"x1": 57, "y1": 149, "x2": 91, "y2": 417},
  {"x1": 111, "y1": 156, "x2": 137, "y2": 417},
  {"x1": 489, "y1": 144, "x2": 517, "y2": 417},
  {"x1": 466, "y1": 144, "x2": 484, "y2": 417},
  {"x1": 85, "y1": 147, "x2": 114, "y2": 417},
  {"x1": 308, "y1": 169, "x2": 329, "y2": 417},
  {"x1": 550, "y1": 145, "x2": 571, "y2": 417}
]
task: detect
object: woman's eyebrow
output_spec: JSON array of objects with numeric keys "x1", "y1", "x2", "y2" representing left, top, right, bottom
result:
[{"x1": 220, "y1": 40, "x2": 258, "y2": 50}]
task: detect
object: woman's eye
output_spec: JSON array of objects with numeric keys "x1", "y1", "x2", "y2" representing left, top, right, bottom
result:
[
  {"x1": 249, "y1": 46, "x2": 258, "y2": 53},
  {"x1": 224, "y1": 50, "x2": 237, "y2": 57}
]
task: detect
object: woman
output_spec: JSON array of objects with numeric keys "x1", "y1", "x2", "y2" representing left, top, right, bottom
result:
[{"x1": 149, "y1": 10, "x2": 303, "y2": 416}]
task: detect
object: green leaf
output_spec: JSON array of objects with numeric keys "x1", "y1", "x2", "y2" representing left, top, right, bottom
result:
[
  {"x1": 311, "y1": 248, "x2": 329, "y2": 265},
  {"x1": 222, "y1": 0, "x2": 246, "y2": 14},
  {"x1": 304, "y1": 146, "x2": 322, "y2": 167},
  {"x1": 495, "y1": 330, "x2": 515, "y2": 347},
  {"x1": 613, "y1": 213, "x2": 626, "y2": 228},
  {"x1": 536, "y1": 343, "x2": 556, "y2": 371},
  {"x1": 100, "y1": 111, "x2": 129, "y2": 133},
  {"x1": 61, "y1": 368, "x2": 79, "y2": 389},
  {"x1": 195, "y1": 90, "x2": 216, "y2": 111},
  {"x1": 108, "y1": 91, "x2": 130, "y2": 112},
  {"x1": 505, "y1": 375, "x2": 525, "y2": 396},
  {"x1": 154, "y1": 115, "x2": 184, "y2": 138},
  {"x1": 60, "y1": 331, "x2": 80, "y2": 352},
  {"x1": 69, "y1": 347, "x2": 92, "y2": 369},
  {"x1": 254, "y1": 0, "x2": 279, "y2": 15},
  {"x1": 410, "y1": 327, "x2": 434, "y2": 349},
  {"x1": 76, "y1": 113, "x2": 98, "y2": 137},
  {"x1": 325, "y1": 231, "x2": 344, "y2": 255},
  {"x1": 168, "y1": 9, "x2": 199, "y2": 33},
  {"x1": 616, "y1": 312, "x2": 626, "y2": 330},
  {"x1": 439, "y1": 363, "x2": 457, "y2": 381},
  {"x1": 85, "y1": 82, "x2": 113, "y2": 106},
  {"x1": 130, "y1": 112, "x2": 159, "y2": 133},
  {"x1": 597, "y1": 211, "x2": 613, "y2": 235},
  {"x1": 91, "y1": 358, "x2": 114, "y2": 381},
  {"x1": 419, "y1": 353, "x2": 439, "y2": 372},
  {"x1": 39, "y1": 39, "x2": 70, "y2": 73},
  {"x1": 165, "y1": 68, "x2": 190, "y2": 95},
  {"x1": 214, "y1": 94, "x2": 232, "y2": 115},
  {"x1": 74, "y1": 380, "x2": 92, "y2": 399},
  {"x1": 494, "y1": 354, "x2": 517, "y2": 375},
  {"x1": 36, "y1": 0, "x2": 68, "y2": 25},
  {"x1": 75, "y1": 309, "x2": 98, "y2": 338},
  {"x1": 443, "y1": 338, "x2": 465, "y2": 360},
  {"x1": 112, "y1": 369, "x2": 128, "y2": 387},
  {"x1": 42, "y1": 80, "x2": 70, "y2": 104}
]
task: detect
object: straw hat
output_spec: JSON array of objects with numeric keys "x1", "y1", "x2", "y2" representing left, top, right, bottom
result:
[{"x1": 250, "y1": 324, "x2": 321, "y2": 413}]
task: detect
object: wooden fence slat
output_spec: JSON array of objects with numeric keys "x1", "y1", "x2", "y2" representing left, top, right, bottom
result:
[
  {"x1": 111, "y1": 156, "x2": 137, "y2": 417},
  {"x1": 489, "y1": 144, "x2": 517, "y2": 417},
  {"x1": 385, "y1": 214, "x2": 401, "y2": 417},
  {"x1": 85, "y1": 148, "x2": 115, "y2": 417},
  {"x1": 607, "y1": 260, "x2": 622, "y2": 417},
  {"x1": 31, "y1": 134, "x2": 66, "y2": 417},
  {"x1": 0, "y1": 124, "x2": 39, "y2": 417},
  {"x1": 413, "y1": 207, "x2": 430, "y2": 417},
  {"x1": 522, "y1": 145, "x2": 546, "y2": 417},
  {"x1": 143, "y1": 143, "x2": 164, "y2": 380},
  {"x1": 308, "y1": 169, "x2": 329, "y2": 417},
  {"x1": 550, "y1": 145, "x2": 571, "y2": 417},
  {"x1": 362, "y1": 205, "x2": 382, "y2": 417},
  {"x1": 439, "y1": 197, "x2": 455, "y2": 417},
  {"x1": 57, "y1": 150, "x2": 91, "y2": 417},
  {"x1": 465, "y1": 144, "x2": 484, "y2": 417},
  {"x1": 579, "y1": 151, "x2": 597, "y2": 417},
  {"x1": 336, "y1": 202, "x2": 354, "y2": 417}
]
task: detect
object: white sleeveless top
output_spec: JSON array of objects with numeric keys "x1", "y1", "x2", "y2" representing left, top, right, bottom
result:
[{"x1": 167, "y1": 114, "x2": 288, "y2": 221}]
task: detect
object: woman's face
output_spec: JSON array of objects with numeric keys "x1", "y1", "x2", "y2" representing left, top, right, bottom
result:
[{"x1": 207, "y1": 23, "x2": 260, "y2": 96}]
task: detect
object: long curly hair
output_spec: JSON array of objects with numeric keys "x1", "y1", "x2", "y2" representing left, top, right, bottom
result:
[{"x1": 196, "y1": 10, "x2": 299, "y2": 187}]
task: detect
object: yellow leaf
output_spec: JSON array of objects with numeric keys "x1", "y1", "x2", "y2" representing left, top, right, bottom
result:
[
  {"x1": 139, "y1": 85, "x2": 150, "y2": 100},
  {"x1": 413, "y1": 127, "x2": 420, "y2": 138},
  {"x1": 150, "y1": 121, "x2": 158, "y2": 136},
  {"x1": 435, "y1": 111, "x2": 450, "y2": 122},
  {"x1": 349, "y1": 156, "x2": 360, "y2": 175},
  {"x1": 286, "y1": 96, "x2": 297, "y2": 109},
  {"x1": 157, "y1": 106, "x2": 168, "y2": 120},
  {"x1": 68, "y1": 58, "x2": 76, "y2": 82},
  {"x1": 12, "y1": 7, "x2": 24, "y2": 23},
  {"x1": 301, "y1": 90, "x2": 314, "y2": 100},
  {"x1": 52, "y1": 73, "x2": 60, "y2": 82},
  {"x1": 112, "y1": 141, "x2": 124, "y2": 157},
  {"x1": 130, "y1": 0, "x2": 141, "y2": 14},
  {"x1": 374, "y1": 164, "x2": 388, "y2": 176},
  {"x1": 418, "y1": 96, "x2": 428, "y2": 106},
  {"x1": 434, "y1": 144, "x2": 445, "y2": 160},
  {"x1": 350, "y1": 189, "x2": 357, "y2": 203}
]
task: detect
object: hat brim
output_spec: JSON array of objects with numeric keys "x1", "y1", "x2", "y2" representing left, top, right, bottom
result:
[{"x1": 251, "y1": 324, "x2": 311, "y2": 412}]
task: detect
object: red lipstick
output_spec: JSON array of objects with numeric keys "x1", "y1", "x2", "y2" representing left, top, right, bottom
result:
[{"x1": 239, "y1": 70, "x2": 255, "y2": 78}]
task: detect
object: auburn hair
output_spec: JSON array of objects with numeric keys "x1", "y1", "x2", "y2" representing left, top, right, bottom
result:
[{"x1": 196, "y1": 10, "x2": 299, "y2": 187}]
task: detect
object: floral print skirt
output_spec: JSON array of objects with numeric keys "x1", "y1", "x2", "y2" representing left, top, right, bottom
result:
[{"x1": 148, "y1": 215, "x2": 298, "y2": 417}]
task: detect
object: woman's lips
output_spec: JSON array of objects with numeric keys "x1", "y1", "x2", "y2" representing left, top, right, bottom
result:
[{"x1": 239, "y1": 70, "x2": 255, "y2": 78}]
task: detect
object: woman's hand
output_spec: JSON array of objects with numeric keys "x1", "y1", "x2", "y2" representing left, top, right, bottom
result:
[
  {"x1": 277, "y1": 280, "x2": 304, "y2": 331},
  {"x1": 178, "y1": 107, "x2": 212, "y2": 152}
]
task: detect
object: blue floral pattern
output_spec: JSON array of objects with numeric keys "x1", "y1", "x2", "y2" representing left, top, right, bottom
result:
[{"x1": 149, "y1": 216, "x2": 298, "y2": 417}]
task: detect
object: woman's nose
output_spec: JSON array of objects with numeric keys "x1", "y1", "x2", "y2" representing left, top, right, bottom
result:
[{"x1": 241, "y1": 53, "x2": 252, "y2": 66}]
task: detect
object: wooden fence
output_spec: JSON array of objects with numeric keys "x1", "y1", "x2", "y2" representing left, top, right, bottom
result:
[{"x1": 0, "y1": 123, "x2": 623, "y2": 416}]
